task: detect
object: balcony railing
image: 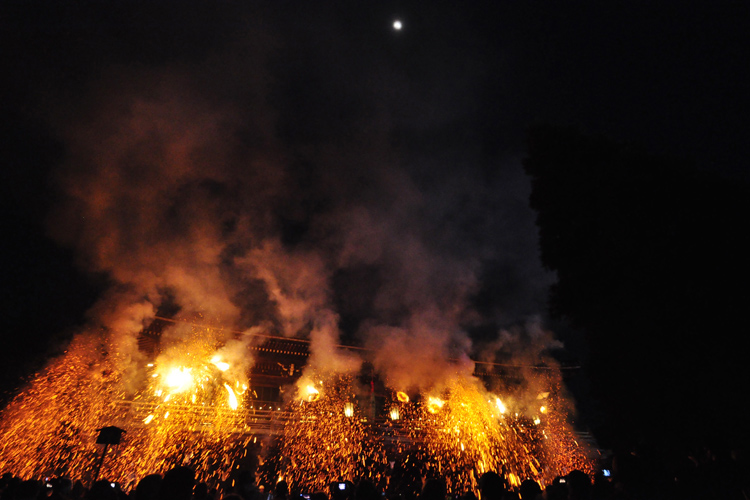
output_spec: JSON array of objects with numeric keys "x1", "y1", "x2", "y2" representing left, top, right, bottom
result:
[{"x1": 109, "y1": 400, "x2": 295, "y2": 435}]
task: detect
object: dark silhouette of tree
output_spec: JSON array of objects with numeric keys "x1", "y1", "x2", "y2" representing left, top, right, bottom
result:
[{"x1": 523, "y1": 125, "x2": 750, "y2": 451}]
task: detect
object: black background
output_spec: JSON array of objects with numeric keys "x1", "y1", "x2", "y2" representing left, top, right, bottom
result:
[{"x1": 2, "y1": 0, "x2": 749, "y2": 455}]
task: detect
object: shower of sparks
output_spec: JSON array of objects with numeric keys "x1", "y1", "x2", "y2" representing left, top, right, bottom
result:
[
  {"x1": 0, "y1": 328, "x2": 256, "y2": 487},
  {"x1": 495, "y1": 397, "x2": 507, "y2": 414},
  {"x1": 261, "y1": 374, "x2": 388, "y2": 493},
  {"x1": 425, "y1": 396, "x2": 445, "y2": 414},
  {"x1": 395, "y1": 378, "x2": 592, "y2": 493},
  {"x1": 304, "y1": 385, "x2": 321, "y2": 402},
  {"x1": 0, "y1": 334, "x2": 122, "y2": 481},
  {"x1": 1, "y1": 335, "x2": 591, "y2": 493},
  {"x1": 261, "y1": 376, "x2": 592, "y2": 496},
  {"x1": 406, "y1": 380, "x2": 539, "y2": 492}
]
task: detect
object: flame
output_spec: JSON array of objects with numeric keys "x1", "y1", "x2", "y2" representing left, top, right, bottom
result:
[
  {"x1": 0, "y1": 331, "x2": 257, "y2": 487},
  {"x1": 304, "y1": 385, "x2": 320, "y2": 402},
  {"x1": 426, "y1": 396, "x2": 445, "y2": 414},
  {"x1": 262, "y1": 376, "x2": 593, "y2": 496},
  {"x1": 165, "y1": 367, "x2": 193, "y2": 392},
  {"x1": 508, "y1": 473, "x2": 521, "y2": 488},
  {"x1": 211, "y1": 356, "x2": 230, "y2": 372},
  {"x1": 0, "y1": 334, "x2": 592, "y2": 491},
  {"x1": 495, "y1": 397, "x2": 507, "y2": 414},
  {"x1": 224, "y1": 383, "x2": 238, "y2": 410},
  {"x1": 264, "y1": 374, "x2": 380, "y2": 494},
  {"x1": 343, "y1": 402, "x2": 354, "y2": 418}
]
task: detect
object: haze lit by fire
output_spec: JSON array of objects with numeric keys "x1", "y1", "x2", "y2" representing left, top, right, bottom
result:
[{"x1": 0, "y1": 37, "x2": 583, "y2": 492}]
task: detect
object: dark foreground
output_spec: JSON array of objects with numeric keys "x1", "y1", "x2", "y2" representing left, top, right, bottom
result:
[{"x1": 2, "y1": 444, "x2": 749, "y2": 500}]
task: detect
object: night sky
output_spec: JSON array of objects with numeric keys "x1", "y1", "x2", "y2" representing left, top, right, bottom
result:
[{"x1": 2, "y1": 0, "x2": 749, "y2": 454}]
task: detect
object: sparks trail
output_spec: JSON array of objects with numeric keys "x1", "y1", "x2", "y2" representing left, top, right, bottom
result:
[
  {"x1": 0, "y1": 334, "x2": 122, "y2": 481},
  {"x1": 1, "y1": 330, "x2": 591, "y2": 491},
  {"x1": 387, "y1": 377, "x2": 591, "y2": 493},
  {"x1": 406, "y1": 379, "x2": 539, "y2": 491},
  {"x1": 261, "y1": 374, "x2": 592, "y2": 495},
  {"x1": 260, "y1": 374, "x2": 388, "y2": 493},
  {"x1": 0, "y1": 326, "x2": 259, "y2": 487}
]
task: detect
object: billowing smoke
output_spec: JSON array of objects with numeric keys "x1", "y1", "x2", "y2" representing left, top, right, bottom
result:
[
  {"x1": 45, "y1": 67, "x2": 271, "y2": 383},
  {"x1": 41, "y1": 7, "x2": 555, "y2": 396}
]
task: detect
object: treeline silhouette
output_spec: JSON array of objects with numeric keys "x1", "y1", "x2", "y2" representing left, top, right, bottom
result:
[{"x1": 523, "y1": 125, "x2": 750, "y2": 454}]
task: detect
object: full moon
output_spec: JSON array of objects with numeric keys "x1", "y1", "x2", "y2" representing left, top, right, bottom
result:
[{"x1": 393, "y1": 19, "x2": 403, "y2": 31}]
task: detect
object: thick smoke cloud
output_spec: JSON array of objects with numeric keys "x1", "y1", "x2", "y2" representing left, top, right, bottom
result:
[
  {"x1": 43, "y1": 6, "x2": 554, "y2": 393},
  {"x1": 46, "y1": 64, "x2": 290, "y2": 383}
]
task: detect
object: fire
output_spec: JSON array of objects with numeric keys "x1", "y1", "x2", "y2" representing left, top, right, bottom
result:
[
  {"x1": 343, "y1": 402, "x2": 355, "y2": 417},
  {"x1": 0, "y1": 335, "x2": 121, "y2": 481},
  {"x1": 261, "y1": 375, "x2": 382, "y2": 494},
  {"x1": 224, "y1": 383, "x2": 239, "y2": 410},
  {"x1": 393, "y1": 378, "x2": 593, "y2": 493},
  {"x1": 304, "y1": 385, "x2": 320, "y2": 402},
  {"x1": 0, "y1": 330, "x2": 592, "y2": 493},
  {"x1": 149, "y1": 347, "x2": 246, "y2": 411},
  {"x1": 0, "y1": 329, "x2": 256, "y2": 486},
  {"x1": 426, "y1": 396, "x2": 445, "y2": 413},
  {"x1": 495, "y1": 397, "x2": 507, "y2": 414},
  {"x1": 165, "y1": 367, "x2": 193, "y2": 392},
  {"x1": 259, "y1": 375, "x2": 592, "y2": 497},
  {"x1": 411, "y1": 381, "x2": 533, "y2": 492},
  {"x1": 508, "y1": 473, "x2": 521, "y2": 488},
  {"x1": 211, "y1": 356, "x2": 231, "y2": 372}
]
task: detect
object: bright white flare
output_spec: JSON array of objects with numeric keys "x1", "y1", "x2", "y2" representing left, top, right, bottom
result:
[
  {"x1": 344, "y1": 402, "x2": 355, "y2": 418},
  {"x1": 393, "y1": 20, "x2": 403, "y2": 30},
  {"x1": 224, "y1": 383, "x2": 239, "y2": 410},
  {"x1": 211, "y1": 356, "x2": 230, "y2": 372},
  {"x1": 304, "y1": 385, "x2": 320, "y2": 402},
  {"x1": 426, "y1": 396, "x2": 445, "y2": 414},
  {"x1": 495, "y1": 397, "x2": 507, "y2": 414},
  {"x1": 165, "y1": 367, "x2": 193, "y2": 392}
]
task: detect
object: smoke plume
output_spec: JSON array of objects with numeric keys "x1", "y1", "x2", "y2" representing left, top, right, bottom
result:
[{"x1": 41, "y1": 7, "x2": 555, "y2": 394}]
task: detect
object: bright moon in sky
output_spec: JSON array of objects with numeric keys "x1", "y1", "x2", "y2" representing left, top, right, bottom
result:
[{"x1": 393, "y1": 20, "x2": 403, "y2": 31}]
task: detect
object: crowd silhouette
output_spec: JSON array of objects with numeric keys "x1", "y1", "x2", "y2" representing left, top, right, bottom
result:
[{"x1": 2, "y1": 445, "x2": 748, "y2": 500}]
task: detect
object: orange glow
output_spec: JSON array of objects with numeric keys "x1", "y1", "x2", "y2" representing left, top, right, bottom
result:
[
  {"x1": 165, "y1": 367, "x2": 193, "y2": 392},
  {"x1": 224, "y1": 383, "x2": 239, "y2": 410},
  {"x1": 343, "y1": 402, "x2": 354, "y2": 417},
  {"x1": 495, "y1": 397, "x2": 507, "y2": 414},
  {"x1": 304, "y1": 385, "x2": 320, "y2": 402},
  {"x1": 211, "y1": 356, "x2": 230, "y2": 372},
  {"x1": 0, "y1": 334, "x2": 591, "y2": 492},
  {"x1": 0, "y1": 330, "x2": 254, "y2": 487},
  {"x1": 426, "y1": 396, "x2": 445, "y2": 413}
]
